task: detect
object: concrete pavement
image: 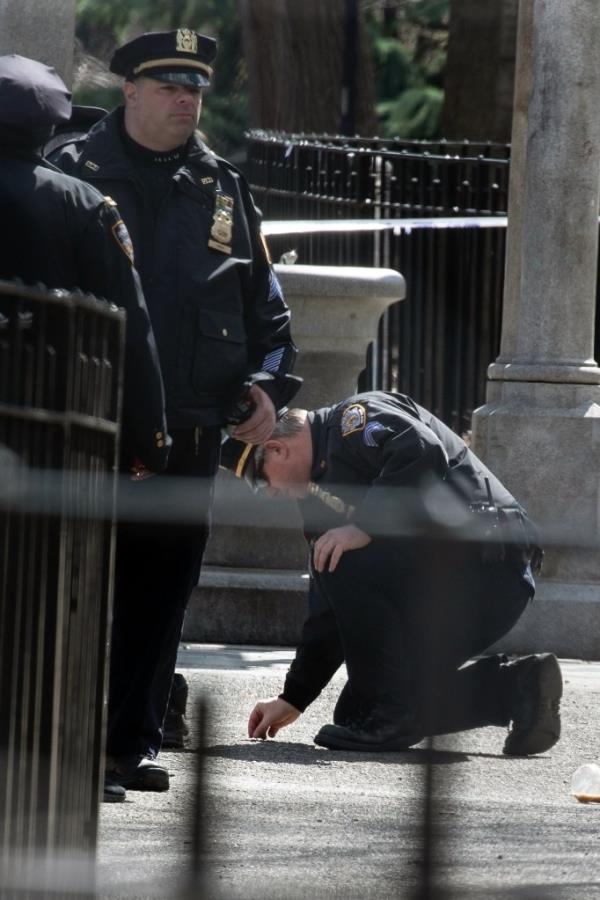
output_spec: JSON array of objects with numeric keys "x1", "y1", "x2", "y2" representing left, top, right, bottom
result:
[{"x1": 97, "y1": 647, "x2": 600, "y2": 900}]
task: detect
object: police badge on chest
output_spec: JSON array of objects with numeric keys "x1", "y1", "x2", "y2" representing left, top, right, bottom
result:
[{"x1": 208, "y1": 191, "x2": 234, "y2": 254}]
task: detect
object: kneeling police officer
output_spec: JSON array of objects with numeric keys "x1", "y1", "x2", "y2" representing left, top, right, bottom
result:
[{"x1": 223, "y1": 391, "x2": 562, "y2": 755}]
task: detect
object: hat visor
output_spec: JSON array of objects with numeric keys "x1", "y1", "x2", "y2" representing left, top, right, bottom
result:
[
  {"x1": 242, "y1": 453, "x2": 269, "y2": 493},
  {"x1": 237, "y1": 444, "x2": 268, "y2": 493},
  {"x1": 144, "y1": 69, "x2": 210, "y2": 88}
]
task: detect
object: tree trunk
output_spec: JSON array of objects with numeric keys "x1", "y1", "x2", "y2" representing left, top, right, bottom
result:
[
  {"x1": 238, "y1": 0, "x2": 376, "y2": 135},
  {"x1": 441, "y1": 0, "x2": 519, "y2": 143}
]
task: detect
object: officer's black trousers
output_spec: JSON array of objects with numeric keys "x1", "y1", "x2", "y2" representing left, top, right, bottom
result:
[
  {"x1": 313, "y1": 537, "x2": 534, "y2": 736},
  {"x1": 107, "y1": 427, "x2": 221, "y2": 757}
]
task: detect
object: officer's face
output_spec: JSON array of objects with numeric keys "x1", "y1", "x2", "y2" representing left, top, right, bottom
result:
[
  {"x1": 123, "y1": 77, "x2": 202, "y2": 151},
  {"x1": 260, "y1": 441, "x2": 310, "y2": 499}
]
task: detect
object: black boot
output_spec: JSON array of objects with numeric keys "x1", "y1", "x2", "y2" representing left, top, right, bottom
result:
[
  {"x1": 502, "y1": 653, "x2": 562, "y2": 756},
  {"x1": 106, "y1": 753, "x2": 170, "y2": 791},
  {"x1": 315, "y1": 706, "x2": 422, "y2": 752},
  {"x1": 333, "y1": 681, "x2": 357, "y2": 726},
  {"x1": 103, "y1": 778, "x2": 126, "y2": 803},
  {"x1": 162, "y1": 672, "x2": 190, "y2": 749}
]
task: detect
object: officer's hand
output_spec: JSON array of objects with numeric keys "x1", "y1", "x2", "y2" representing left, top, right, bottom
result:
[
  {"x1": 233, "y1": 385, "x2": 276, "y2": 444},
  {"x1": 248, "y1": 697, "x2": 301, "y2": 739},
  {"x1": 313, "y1": 524, "x2": 372, "y2": 573}
]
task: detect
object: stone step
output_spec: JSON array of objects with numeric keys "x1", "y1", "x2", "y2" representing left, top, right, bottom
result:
[
  {"x1": 185, "y1": 566, "x2": 600, "y2": 659},
  {"x1": 184, "y1": 566, "x2": 309, "y2": 646}
]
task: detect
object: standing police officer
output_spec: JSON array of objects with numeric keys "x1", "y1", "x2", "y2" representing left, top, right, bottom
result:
[
  {"x1": 50, "y1": 30, "x2": 300, "y2": 791},
  {"x1": 222, "y1": 391, "x2": 562, "y2": 755},
  {"x1": 0, "y1": 55, "x2": 170, "y2": 801}
]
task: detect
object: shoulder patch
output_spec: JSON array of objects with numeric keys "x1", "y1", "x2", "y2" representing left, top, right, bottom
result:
[
  {"x1": 341, "y1": 403, "x2": 367, "y2": 437},
  {"x1": 104, "y1": 204, "x2": 134, "y2": 265}
]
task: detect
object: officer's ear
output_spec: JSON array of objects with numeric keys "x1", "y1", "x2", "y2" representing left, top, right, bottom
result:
[
  {"x1": 123, "y1": 79, "x2": 138, "y2": 105},
  {"x1": 263, "y1": 438, "x2": 289, "y2": 460}
]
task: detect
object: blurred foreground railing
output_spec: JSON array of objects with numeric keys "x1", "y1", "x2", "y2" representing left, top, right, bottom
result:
[
  {"x1": 1, "y1": 458, "x2": 597, "y2": 897},
  {"x1": 0, "y1": 281, "x2": 124, "y2": 898}
]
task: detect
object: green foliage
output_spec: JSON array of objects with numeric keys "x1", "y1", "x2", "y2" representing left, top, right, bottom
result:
[
  {"x1": 365, "y1": 0, "x2": 449, "y2": 139},
  {"x1": 70, "y1": 84, "x2": 122, "y2": 116},
  {"x1": 403, "y1": 0, "x2": 449, "y2": 28},
  {"x1": 372, "y1": 37, "x2": 414, "y2": 98},
  {"x1": 73, "y1": 0, "x2": 450, "y2": 146},
  {"x1": 378, "y1": 86, "x2": 444, "y2": 139}
]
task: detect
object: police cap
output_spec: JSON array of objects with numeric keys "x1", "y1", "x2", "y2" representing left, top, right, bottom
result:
[
  {"x1": 220, "y1": 438, "x2": 266, "y2": 492},
  {"x1": 110, "y1": 29, "x2": 217, "y2": 88},
  {"x1": 0, "y1": 55, "x2": 71, "y2": 126}
]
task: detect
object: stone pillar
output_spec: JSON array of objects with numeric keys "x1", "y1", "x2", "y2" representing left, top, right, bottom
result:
[
  {"x1": 0, "y1": 0, "x2": 76, "y2": 85},
  {"x1": 472, "y1": 0, "x2": 600, "y2": 658},
  {"x1": 185, "y1": 265, "x2": 405, "y2": 644}
]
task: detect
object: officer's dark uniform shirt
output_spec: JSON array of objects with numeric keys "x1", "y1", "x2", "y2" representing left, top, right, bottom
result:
[
  {"x1": 0, "y1": 142, "x2": 169, "y2": 471},
  {"x1": 280, "y1": 391, "x2": 532, "y2": 712},
  {"x1": 49, "y1": 108, "x2": 298, "y2": 427}
]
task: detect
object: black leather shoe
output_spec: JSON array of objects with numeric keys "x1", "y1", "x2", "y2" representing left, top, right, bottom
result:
[
  {"x1": 103, "y1": 778, "x2": 126, "y2": 803},
  {"x1": 162, "y1": 672, "x2": 190, "y2": 749},
  {"x1": 106, "y1": 753, "x2": 170, "y2": 791},
  {"x1": 503, "y1": 653, "x2": 562, "y2": 756},
  {"x1": 315, "y1": 710, "x2": 422, "y2": 752}
]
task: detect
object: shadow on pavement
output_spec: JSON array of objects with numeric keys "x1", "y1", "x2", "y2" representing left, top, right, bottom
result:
[{"x1": 203, "y1": 740, "x2": 471, "y2": 765}]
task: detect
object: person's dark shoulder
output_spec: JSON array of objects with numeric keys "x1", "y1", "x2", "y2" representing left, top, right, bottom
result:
[
  {"x1": 46, "y1": 131, "x2": 90, "y2": 176},
  {"x1": 46, "y1": 160, "x2": 107, "y2": 209},
  {"x1": 46, "y1": 110, "x2": 116, "y2": 176}
]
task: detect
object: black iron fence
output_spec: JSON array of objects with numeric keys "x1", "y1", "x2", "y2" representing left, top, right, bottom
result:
[
  {"x1": 247, "y1": 131, "x2": 510, "y2": 434},
  {"x1": 0, "y1": 281, "x2": 124, "y2": 897}
]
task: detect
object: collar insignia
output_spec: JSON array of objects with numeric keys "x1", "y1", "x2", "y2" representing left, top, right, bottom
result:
[
  {"x1": 201, "y1": 176, "x2": 214, "y2": 184},
  {"x1": 176, "y1": 29, "x2": 198, "y2": 53},
  {"x1": 85, "y1": 160, "x2": 100, "y2": 172}
]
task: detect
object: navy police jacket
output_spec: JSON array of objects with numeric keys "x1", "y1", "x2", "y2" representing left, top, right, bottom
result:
[
  {"x1": 300, "y1": 390, "x2": 521, "y2": 537},
  {"x1": 281, "y1": 391, "x2": 535, "y2": 712},
  {"x1": 0, "y1": 145, "x2": 168, "y2": 471},
  {"x1": 49, "y1": 109, "x2": 298, "y2": 427}
]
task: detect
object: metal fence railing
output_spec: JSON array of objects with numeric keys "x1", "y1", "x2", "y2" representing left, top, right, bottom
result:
[
  {"x1": 0, "y1": 281, "x2": 125, "y2": 896},
  {"x1": 246, "y1": 131, "x2": 511, "y2": 435}
]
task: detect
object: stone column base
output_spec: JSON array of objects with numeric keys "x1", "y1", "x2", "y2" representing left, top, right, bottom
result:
[
  {"x1": 472, "y1": 379, "x2": 600, "y2": 658},
  {"x1": 488, "y1": 580, "x2": 600, "y2": 659}
]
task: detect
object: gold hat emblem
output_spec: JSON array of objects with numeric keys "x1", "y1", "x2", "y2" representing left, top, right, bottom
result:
[{"x1": 176, "y1": 29, "x2": 198, "y2": 54}]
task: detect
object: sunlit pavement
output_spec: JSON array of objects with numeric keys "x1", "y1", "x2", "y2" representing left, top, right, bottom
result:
[{"x1": 97, "y1": 647, "x2": 600, "y2": 900}]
